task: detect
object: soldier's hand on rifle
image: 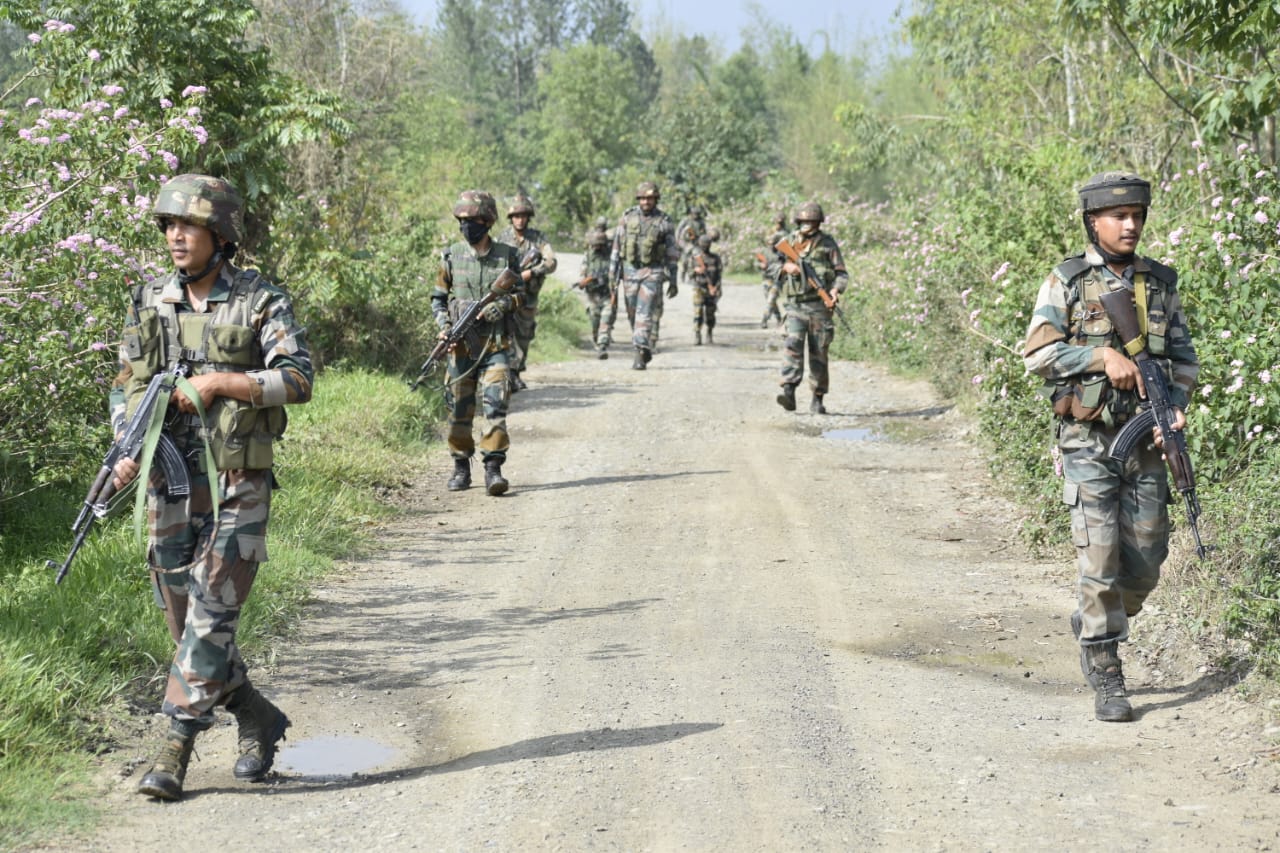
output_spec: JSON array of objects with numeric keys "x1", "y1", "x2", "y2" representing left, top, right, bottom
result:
[
  {"x1": 1153, "y1": 407, "x2": 1187, "y2": 450},
  {"x1": 781, "y1": 260, "x2": 801, "y2": 276},
  {"x1": 112, "y1": 456, "x2": 139, "y2": 490},
  {"x1": 171, "y1": 372, "x2": 226, "y2": 414},
  {"x1": 479, "y1": 301, "x2": 504, "y2": 322},
  {"x1": 1101, "y1": 347, "x2": 1145, "y2": 395}
]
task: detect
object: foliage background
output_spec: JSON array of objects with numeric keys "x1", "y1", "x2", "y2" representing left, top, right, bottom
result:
[{"x1": 4, "y1": 0, "x2": 1280, "y2": 841}]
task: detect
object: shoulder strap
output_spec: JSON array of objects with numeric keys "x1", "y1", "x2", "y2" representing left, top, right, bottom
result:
[{"x1": 1055, "y1": 255, "x2": 1092, "y2": 281}]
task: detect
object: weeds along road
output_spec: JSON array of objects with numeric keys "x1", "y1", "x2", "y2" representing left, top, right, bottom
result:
[{"x1": 80, "y1": 258, "x2": 1279, "y2": 851}]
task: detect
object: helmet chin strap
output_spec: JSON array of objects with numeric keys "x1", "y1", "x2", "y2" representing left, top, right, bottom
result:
[{"x1": 177, "y1": 247, "x2": 224, "y2": 286}]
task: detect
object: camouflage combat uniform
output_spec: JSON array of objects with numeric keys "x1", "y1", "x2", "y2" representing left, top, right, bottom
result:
[
  {"x1": 432, "y1": 237, "x2": 523, "y2": 465},
  {"x1": 610, "y1": 182, "x2": 679, "y2": 368},
  {"x1": 676, "y1": 207, "x2": 707, "y2": 282},
  {"x1": 760, "y1": 220, "x2": 787, "y2": 327},
  {"x1": 578, "y1": 222, "x2": 613, "y2": 355},
  {"x1": 767, "y1": 207, "x2": 848, "y2": 410},
  {"x1": 1023, "y1": 171, "x2": 1198, "y2": 722},
  {"x1": 112, "y1": 262, "x2": 313, "y2": 727},
  {"x1": 689, "y1": 236, "x2": 722, "y2": 345},
  {"x1": 496, "y1": 199, "x2": 556, "y2": 380}
]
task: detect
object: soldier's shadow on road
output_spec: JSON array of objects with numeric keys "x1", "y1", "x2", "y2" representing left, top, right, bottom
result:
[
  {"x1": 190, "y1": 723, "x2": 723, "y2": 797},
  {"x1": 1129, "y1": 666, "x2": 1252, "y2": 718},
  {"x1": 518, "y1": 470, "x2": 725, "y2": 493},
  {"x1": 508, "y1": 381, "x2": 634, "y2": 412}
]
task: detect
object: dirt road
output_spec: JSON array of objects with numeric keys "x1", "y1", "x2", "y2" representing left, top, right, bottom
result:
[{"x1": 79, "y1": 261, "x2": 1280, "y2": 850}]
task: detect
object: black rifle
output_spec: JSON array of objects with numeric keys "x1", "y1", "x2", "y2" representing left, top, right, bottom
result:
[
  {"x1": 1099, "y1": 287, "x2": 1209, "y2": 560},
  {"x1": 774, "y1": 238, "x2": 854, "y2": 336},
  {"x1": 47, "y1": 364, "x2": 193, "y2": 583},
  {"x1": 410, "y1": 266, "x2": 520, "y2": 391}
]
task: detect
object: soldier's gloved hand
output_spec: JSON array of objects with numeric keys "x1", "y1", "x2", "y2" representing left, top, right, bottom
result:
[
  {"x1": 666, "y1": 283, "x2": 678, "y2": 299},
  {"x1": 479, "y1": 302, "x2": 504, "y2": 323}
]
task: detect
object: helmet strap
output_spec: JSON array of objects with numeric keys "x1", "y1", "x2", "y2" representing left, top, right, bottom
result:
[{"x1": 178, "y1": 247, "x2": 224, "y2": 286}]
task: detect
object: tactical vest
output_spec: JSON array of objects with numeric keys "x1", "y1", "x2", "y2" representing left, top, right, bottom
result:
[
  {"x1": 621, "y1": 207, "x2": 672, "y2": 269},
  {"x1": 121, "y1": 270, "x2": 284, "y2": 470},
  {"x1": 1052, "y1": 255, "x2": 1175, "y2": 425},
  {"x1": 443, "y1": 241, "x2": 519, "y2": 351},
  {"x1": 693, "y1": 250, "x2": 722, "y2": 287},
  {"x1": 782, "y1": 233, "x2": 840, "y2": 302}
]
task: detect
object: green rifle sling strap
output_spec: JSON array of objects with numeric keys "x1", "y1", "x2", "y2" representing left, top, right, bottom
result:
[{"x1": 130, "y1": 374, "x2": 218, "y2": 544}]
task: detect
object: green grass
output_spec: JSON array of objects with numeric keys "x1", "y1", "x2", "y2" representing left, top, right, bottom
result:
[{"x1": 0, "y1": 369, "x2": 434, "y2": 850}]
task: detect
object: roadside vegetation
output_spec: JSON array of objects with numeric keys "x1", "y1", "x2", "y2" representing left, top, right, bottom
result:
[{"x1": 3, "y1": 0, "x2": 1280, "y2": 845}]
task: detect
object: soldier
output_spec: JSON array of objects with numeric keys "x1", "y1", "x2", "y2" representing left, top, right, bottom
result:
[
  {"x1": 577, "y1": 216, "x2": 613, "y2": 359},
  {"x1": 760, "y1": 212, "x2": 787, "y2": 328},
  {"x1": 109, "y1": 174, "x2": 313, "y2": 800},
  {"x1": 610, "y1": 181, "x2": 680, "y2": 370},
  {"x1": 433, "y1": 190, "x2": 524, "y2": 496},
  {"x1": 496, "y1": 193, "x2": 556, "y2": 392},
  {"x1": 676, "y1": 203, "x2": 708, "y2": 283},
  {"x1": 690, "y1": 230, "x2": 723, "y2": 346},
  {"x1": 768, "y1": 201, "x2": 848, "y2": 414},
  {"x1": 1024, "y1": 172, "x2": 1198, "y2": 722}
]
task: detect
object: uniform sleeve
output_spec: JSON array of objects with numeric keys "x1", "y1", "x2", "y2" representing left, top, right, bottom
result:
[
  {"x1": 247, "y1": 287, "x2": 313, "y2": 407},
  {"x1": 534, "y1": 234, "x2": 557, "y2": 276},
  {"x1": 1162, "y1": 283, "x2": 1199, "y2": 409},
  {"x1": 1023, "y1": 272, "x2": 1105, "y2": 380},
  {"x1": 827, "y1": 238, "x2": 850, "y2": 294},
  {"x1": 108, "y1": 297, "x2": 143, "y2": 432},
  {"x1": 663, "y1": 218, "x2": 681, "y2": 264},
  {"x1": 432, "y1": 253, "x2": 452, "y2": 324}
]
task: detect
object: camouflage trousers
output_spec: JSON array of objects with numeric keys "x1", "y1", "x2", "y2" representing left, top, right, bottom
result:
[
  {"x1": 146, "y1": 466, "x2": 271, "y2": 726},
  {"x1": 692, "y1": 285, "x2": 718, "y2": 329},
  {"x1": 446, "y1": 347, "x2": 511, "y2": 462},
  {"x1": 780, "y1": 300, "x2": 834, "y2": 392},
  {"x1": 762, "y1": 281, "x2": 782, "y2": 324},
  {"x1": 1059, "y1": 419, "x2": 1169, "y2": 646},
  {"x1": 577, "y1": 285, "x2": 610, "y2": 346},
  {"x1": 509, "y1": 277, "x2": 542, "y2": 372},
  {"x1": 629, "y1": 277, "x2": 664, "y2": 352}
]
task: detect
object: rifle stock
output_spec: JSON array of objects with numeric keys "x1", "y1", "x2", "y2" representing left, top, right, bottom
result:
[{"x1": 1099, "y1": 287, "x2": 1209, "y2": 560}]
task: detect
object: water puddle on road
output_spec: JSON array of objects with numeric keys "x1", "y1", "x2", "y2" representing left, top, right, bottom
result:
[
  {"x1": 276, "y1": 735, "x2": 399, "y2": 777},
  {"x1": 822, "y1": 427, "x2": 884, "y2": 442}
]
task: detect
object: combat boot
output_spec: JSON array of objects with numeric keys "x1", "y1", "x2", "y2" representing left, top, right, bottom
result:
[
  {"x1": 632, "y1": 348, "x2": 646, "y2": 370},
  {"x1": 596, "y1": 345, "x2": 608, "y2": 360},
  {"x1": 810, "y1": 394, "x2": 826, "y2": 415},
  {"x1": 694, "y1": 327, "x2": 702, "y2": 346},
  {"x1": 1084, "y1": 642, "x2": 1133, "y2": 722},
  {"x1": 227, "y1": 683, "x2": 290, "y2": 781},
  {"x1": 484, "y1": 458, "x2": 509, "y2": 496},
  {"x1": 706, "y1": 328, "x2": 714, "y2": 345},
  {"x1": 776, "y1": 383, "x2": 797, "y2": 412},
  {"x1": 761, "y1": 315, "x2": 770, "y2": 329},
  {"x1": 447, "y1": 457, "x2": 471, "y2": 491},
  {"x1": 137, "y1": 718, "x2": 203, "y2": 800}
]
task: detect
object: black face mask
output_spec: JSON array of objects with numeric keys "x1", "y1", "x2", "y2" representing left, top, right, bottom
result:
[{"x1": 459, "y1": 220, "x2": 490, "y2": 245}]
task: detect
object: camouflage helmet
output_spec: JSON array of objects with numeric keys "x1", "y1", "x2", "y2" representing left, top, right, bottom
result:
[
  {"x1": 707, "y1": 226, "x2": 721, "y2": 241},
  {"x1": 594, "y1": 216, "x2": 609, "y2": 229},
  {"x1": 507, "y1": 193, "x2": 535, "y2": 218},
  {"x1": 153, "y1": 174, "x2": 244, "y2": 244},
  {"x1": 696, "y1": 233, "x2": 714, "y2": 250},
  {"x1": 452, "y1": 189, "x2": 498, "y2": 223},
  {"x1": 1079, "y1": 172, "x2": 1151, "y2": 213},
  {"x1": 794, "y1": 201, "x2": 825, "y2": 224},
  {"x1": 772, "y1": 212, "x2": 786, "y2": 227},
  {"x1": 589, "y1": 229, "x2": 610, "y2": 249},
  {"x1": 635, "y1": 181, "x2": 660, "y2": 199}
]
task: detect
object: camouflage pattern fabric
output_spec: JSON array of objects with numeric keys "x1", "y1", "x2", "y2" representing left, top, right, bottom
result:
[
  {"x1": 611, "y1": 204, "x2": 679, "y2": 354},
  {"x1": 780, "y1": 301, "x2": 835, "y2": 393},
  {"x1": 578, "y1": 241, "x2": 613, "y2": 345},
  {"x1": 152, "y1": 173, "x2": 245, "y2": 244},
  {"x1": 765, "y1": 230, "x2": 849, "y2": 303},
  {"x1": 690, "y1": 247, "x2": 722, "y2": 331},
  {"x1": 147, "y1": 468, "x2": 271, "y2": 725},
  {"x1": 433, "y1": 240, "x2": 521, "y2": 461},
  {"x1": 761, "y1": 226, "x2": 788, "y2": 325},
  {"x1": 1023, "y1": 242, "x2": 1199, "y2": 648},
  {"x1": 1059, "y1": 420, "x2": 1168, "y2": 644},
  {"x1": 495, "y1": 225, "x2": 557, "y2": 373},
  {"x1": 444, "y1": 349, "x2": 511, "y2": 462}
]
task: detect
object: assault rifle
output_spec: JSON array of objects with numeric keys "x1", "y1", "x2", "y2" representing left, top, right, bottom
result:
[
  {"x1": 47, "y1": 364, "x2": 193, "y2": 584},
  {"x1": 410, "y1": 267, "x2": 520, "y2": 391},
  {"x1": 608, "y1": 227, "x2": 623, "y2": 311},
  {"x1": 774, "y1": 238, "x2": 854, "y2": 336},
  {"x1": 1099, "y1": 287, "x2": 1209, "y2": 560}
]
